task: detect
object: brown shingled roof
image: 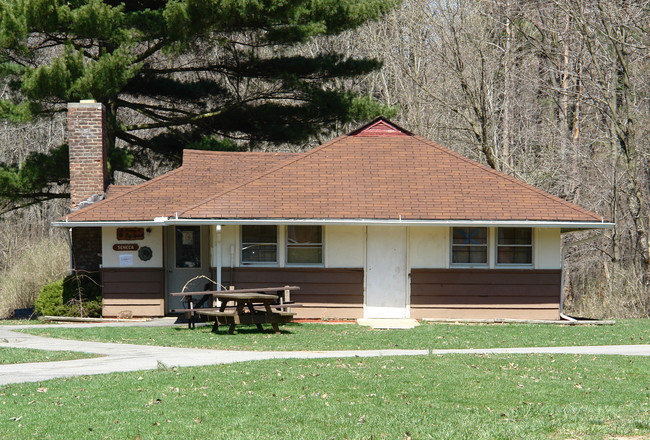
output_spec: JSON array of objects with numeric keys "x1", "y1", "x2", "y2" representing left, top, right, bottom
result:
[
  {"x1": 64, "y1": 117, "x2": 604, "y2": 224},
  {"x1": 65, "y1": 150, "x2": 299, "y2": 222}
]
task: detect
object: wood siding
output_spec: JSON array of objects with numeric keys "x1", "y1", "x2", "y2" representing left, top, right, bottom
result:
[
  {"x1": 217, "y1": 267, "x2": 364, "y2": 319},
  {"x1": 101, "y1": 268, "x2": 164, "y2": 317},
  {"x1": 410, "y1": 269, "x2": 561, "y2": 320}
]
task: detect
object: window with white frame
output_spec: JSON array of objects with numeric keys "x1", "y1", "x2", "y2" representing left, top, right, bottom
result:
[
  {"x1": 241, "y1": 225, "x2": 277, "y2": 264},
  {"x1": 451, "y1": 227, "x2": 488, "y2": 265},
  {"x1": 287, "y1": 225, "x2": 323, "y2": 264},
  {"x1": 496, "y1": 228, "x2": 533, "y2": 265}
]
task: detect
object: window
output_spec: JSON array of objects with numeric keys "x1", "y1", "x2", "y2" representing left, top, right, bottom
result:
[
  {"x1": 287, "y1": 225, "x2": 323, "y2": 264},
  {"x1": 497, "y1": 228, "x2": 532, "y2": 265},
  {"x1": 451, "y1": 227, "x2": 488, "y2": 265},
  {"x1": 241, "y1": 225, "x2": 277, "y2": 264},
  {"x1": 175, "y1": 226, "x2": 201, "y2": 268}
]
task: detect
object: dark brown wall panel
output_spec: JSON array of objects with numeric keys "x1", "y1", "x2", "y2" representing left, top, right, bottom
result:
[
  {"x1": 410, "y1": 269, "x2": 561, "y2": 320},
  {"x1": 411, "y1": 284, "x2": 557, "y2": 298},
  {"x1": 72, "y1": 228, "x2": 102, "y2": 272},
  {"x1": 101, "y1": 269, "x2": 164, "y2": 283},
  {"x1": 412, "y1": 269, "x2": 561, "y2": 286},
  {"x1": 101, "y1": 268, "x2": 164, "y2": 317},
  {"x1": 217, "y1": 267, "x2": 364, "y2": 319}
]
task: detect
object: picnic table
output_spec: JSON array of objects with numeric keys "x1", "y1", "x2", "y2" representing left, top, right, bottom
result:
[
  {"x1": 170, "y1": 286, "x2": 300, "y2": 332},
  {"x1": 201, "y1": 292, "x2": 295, "y2": 334}
]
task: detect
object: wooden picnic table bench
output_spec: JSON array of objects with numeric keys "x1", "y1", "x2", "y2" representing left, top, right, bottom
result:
[
  {"x1": 197, "y1": 292, "x2": 296, "y2": 334},
  {"x1": 170, "y1": 286, "x2": 300, "y2": 330},
  {"x1": 198, "y1": 310, "x2": 295, "y2": 332}
]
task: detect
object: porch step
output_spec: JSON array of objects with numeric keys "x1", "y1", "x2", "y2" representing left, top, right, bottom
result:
[{"x1": 357, "y1": 318, "x2": 419, "y2": 329}]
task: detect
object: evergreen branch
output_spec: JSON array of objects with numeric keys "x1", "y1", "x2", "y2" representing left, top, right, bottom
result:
[
  {"x1": 45, "y1": 35, "x2": 100, "y2": 61},
  {"x1": 119, "y1": 102, "x2": 171, "y2": 125},
  {"x1": 115, "y1": 131, "x2": 153, "y2": 149},
  {"x1": 140, "y1": 65, "x2": 229, "y2": 75},
  {"x1": 33, "y1": 38, "x2": 65, "y2": 51},
  {"x1": 116, "y1": 99, "x2": 195, "y2": 119},
  {"x1": 134, "y1": 39, "x2": 168, "y2": 64},
  {"x1": 124, "y1": 109, "x2": 226, "y2": 131},
  {"x1": 116, "y1": 168, "x2": 151, "y2": 181},
  {"x1": 0, "y1": 193, "x2": 69, "y2": 216},
  {"x1": 122, "y1": 90, "x2": 302, "y2": 132}
]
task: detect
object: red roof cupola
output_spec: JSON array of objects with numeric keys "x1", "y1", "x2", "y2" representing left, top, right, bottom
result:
[{"x1": 348, "y1": 116, "x2": 412, "y2": 137}]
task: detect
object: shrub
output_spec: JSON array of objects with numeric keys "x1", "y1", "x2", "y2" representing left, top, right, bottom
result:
[
  {"x1": 34, "y1": 272, "x2": 102, "y2": 318},
  {"x1": 34, "y1": 279, "x2": 64, "y2": 316}
]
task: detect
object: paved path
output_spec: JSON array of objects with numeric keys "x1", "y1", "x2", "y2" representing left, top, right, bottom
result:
[{"x1": 1, "y1": 320, "x2": 649, "y2": 386}]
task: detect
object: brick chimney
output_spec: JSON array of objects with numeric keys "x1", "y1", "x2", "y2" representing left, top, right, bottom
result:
[{"x1": 68, "y1": 101, "x2": 109, "y2": 210}]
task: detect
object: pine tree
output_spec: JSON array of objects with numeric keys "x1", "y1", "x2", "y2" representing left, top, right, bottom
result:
[{"x1": 0, "y1": 0, "x2": 398, "y2": 212}]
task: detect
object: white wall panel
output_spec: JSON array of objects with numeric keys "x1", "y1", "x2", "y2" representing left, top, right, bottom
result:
[
  {"x1": 101, "y1": 226, "x2": 163, "y2": 268},
  {"x1": 218, "y1": 225, "x2": 238, "y2": 267},
  {"x1": 409, "y1": 227, "x2": 448, "y2": 269},
  {"x1": 325, "y1": 225, "x2": 365, "y2": 268},
  {"x1": 535, "y1": 228, "x2": 561, "y2": 269}
]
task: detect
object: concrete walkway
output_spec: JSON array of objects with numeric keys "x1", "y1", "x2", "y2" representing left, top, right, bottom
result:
[{"x1": 1, "y1": 320, "x2": 649, "y2": 386}]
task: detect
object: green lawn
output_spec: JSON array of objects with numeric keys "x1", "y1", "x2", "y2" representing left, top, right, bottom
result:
[
  {"x1": 0, "y1": 347, "x2": 98, "y2": 364},
  {"x1": 0, "y1": 353, "x2": 648, "y2": 439},
  {"x1": 17, "y1": 319, "x2": 650, "y2": 351}
]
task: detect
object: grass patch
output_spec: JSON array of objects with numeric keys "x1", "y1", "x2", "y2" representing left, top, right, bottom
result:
[
  {"x1": 0, "y1": 347, "x2": 98, "y2": 365},
  {"x1": 0, "y1": 354, "x2": 648, "y2": 439},
  {"x1": 17, "y1": 319, "x2": 650, "y2": 351}
]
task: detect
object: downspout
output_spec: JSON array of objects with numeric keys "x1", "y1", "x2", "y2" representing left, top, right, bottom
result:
[
  {"x1": 559, "y1": 229, "x2": 605, "y2": 320},
  {"x1": 65, "y1": 228, "x2": 74, "y2": 275},
  {"x1": 229, "y1": 244, "x2": 235, "y2": 288},
  {"x1": 215, "y1": 225, "x2": 222, "y2": 291}
]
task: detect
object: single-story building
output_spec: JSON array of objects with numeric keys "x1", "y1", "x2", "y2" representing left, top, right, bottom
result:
[{"x1": 54, "y1": 101, "x2": 613, "y2": 320}]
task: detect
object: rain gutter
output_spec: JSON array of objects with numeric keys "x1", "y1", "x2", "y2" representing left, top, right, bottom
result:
[
  {"x1": 53, "y1": 218, "x2": 616, "y2": 229},
  {"x1": 64, "y1": 228, "x2": 73, "y2": 275}
]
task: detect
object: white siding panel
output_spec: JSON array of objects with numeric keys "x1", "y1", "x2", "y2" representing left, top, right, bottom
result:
[
  {"x1": 535, "y1": 228, "x2": 561, "y2": 269},
  {"x1": 101, "y1": 226, "x2": 163, "y2": 268},
  {"x1": 325, "y1": 226, "x2": 365, "y2": 268},
  {"x1": 219, "y1": 225, "x2": 238, "y2": 267},
  {"x1": 409, "y1": 227, "x2": 448, "y2": 269}
]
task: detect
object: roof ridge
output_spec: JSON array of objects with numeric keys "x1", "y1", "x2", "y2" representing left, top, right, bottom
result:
[
  {"x1": 65, "y1": 165, "x2": 188, "y2": 220},
  {"x1": 183, "y1": 149, "x2": 300, "y2": 157},
  {"x1": 179, "y1": 134, "x2": 348, "y2": 216},
  {"x1": 412, "y1": 135, "x2": 604, "y2": 222}
]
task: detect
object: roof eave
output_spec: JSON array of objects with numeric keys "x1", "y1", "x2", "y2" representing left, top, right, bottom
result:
[
  {"x1": 52, "y1": 219, "x2": 168, "y2": 228},
  {"x1": 53, "y1": 218, "x2": 615, "y2": 229}
]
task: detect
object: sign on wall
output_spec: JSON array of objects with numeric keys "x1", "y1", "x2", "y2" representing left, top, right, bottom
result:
[
  {"x1": 182, "y1": 230, "x2": 194, "y2": 245},
  {"x1": 116, "y1": 228, "x2": 145, "y2": 241},
  {"x1": 113, "y1": 244, "x2": 139, "y2": 251},
  {"x1": 119, "y1": 254, "x2": 133, "y2": 267}
]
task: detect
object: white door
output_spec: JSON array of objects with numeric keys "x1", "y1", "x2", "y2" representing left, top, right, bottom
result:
[
  {"x1": 365, "y1": 226, "x2": 408, "y2": 318},
  {"x1": 165, "y1": 226, "x2": 211, "y2": 313}
]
